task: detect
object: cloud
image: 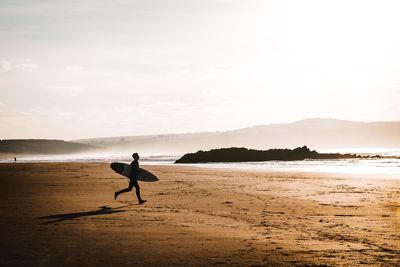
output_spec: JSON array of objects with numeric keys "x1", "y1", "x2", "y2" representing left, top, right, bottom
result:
[
  {"x1": 207, "y1": 64, "x2": 233, "y2": 73},
  {"x1": 15, "y1": 63, "x2": 38, "y2": 70},
  {"x1": 46, "y1": 85, "x2": 84, "y2": 93},
  {"x1": 65, "y1": 65, "x2": 85, "y2": 71},
  {"x1": 0, "y1": 60, "x2": 38, "y2": 73},
  {"x1": 0, "y1": 60, "x2": 11, "y2": 73}
]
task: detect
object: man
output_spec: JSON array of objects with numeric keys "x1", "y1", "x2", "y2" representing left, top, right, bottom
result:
[{"x1": 114, "y1": 153, "x2": 146, "y2": 204}]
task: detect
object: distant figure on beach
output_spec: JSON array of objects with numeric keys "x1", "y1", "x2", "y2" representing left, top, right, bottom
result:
[
  {"x1": 114, "y1": 153, "x2": 146, "y2": 204},
  {"x1": 14, "y1": 157, "x2": 16, "y2": 163}
]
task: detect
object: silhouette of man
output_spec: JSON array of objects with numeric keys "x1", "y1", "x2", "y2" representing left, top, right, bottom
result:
[{"x1": 114, "y1": 153, "x2": 146, "y2": 204}]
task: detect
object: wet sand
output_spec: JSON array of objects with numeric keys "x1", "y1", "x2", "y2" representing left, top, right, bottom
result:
[{"x1": 0, "y1": 163, "x2": 399, "y2": 266}]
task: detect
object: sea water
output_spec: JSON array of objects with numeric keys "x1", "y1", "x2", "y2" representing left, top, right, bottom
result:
[
  {"x1": 176, "y1": 148, "x2": 400, "y2": 177},
  {"x1": 1, "y1": 149, "x2": 399, "y2": 177},
  {"x1": 180, "y1": 158, "x2": 400, "y2": 177}
]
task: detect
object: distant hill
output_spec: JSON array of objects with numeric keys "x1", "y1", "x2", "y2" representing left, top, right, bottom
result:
[
  {"x1": 74, "y1": 119, "x2": 400, "y2": 154},
  {"x1": 175, "y1": 146, "x2": 367, "y2": 163},
  {"x1": 0, "y1": 139, "x2": 97, "y2": 155}
]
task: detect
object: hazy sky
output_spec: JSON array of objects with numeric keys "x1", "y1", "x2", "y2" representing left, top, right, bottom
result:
[{"x1": 1, "y1": 0, "x2": 400, "y2": 140}]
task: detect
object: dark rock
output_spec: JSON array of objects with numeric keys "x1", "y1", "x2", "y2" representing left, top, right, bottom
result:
[{"x1": 174, "y1": 146, "x2": 364, "y2": 163}]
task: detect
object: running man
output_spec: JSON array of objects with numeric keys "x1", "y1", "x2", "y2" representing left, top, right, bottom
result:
[{"x1": 114, "y1": 153, "x2": 146, "y2": 204}]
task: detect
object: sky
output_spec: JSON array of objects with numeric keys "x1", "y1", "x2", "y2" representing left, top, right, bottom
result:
[{"x1": 1, "y1": 0, "x2": 400, "y2": 140}]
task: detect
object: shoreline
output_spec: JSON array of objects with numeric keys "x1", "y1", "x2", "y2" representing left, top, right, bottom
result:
[{"x1": 1, "y1": 160, "x2": 399, "y2": 180}]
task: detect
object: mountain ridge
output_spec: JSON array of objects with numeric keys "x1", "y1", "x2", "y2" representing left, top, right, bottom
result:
[
  {"x1": 72, "y1": 118, "x2": 400, "y2": 154},
  {"x1": 0, "y1": 139, "x2": 98, "y2": 155}
]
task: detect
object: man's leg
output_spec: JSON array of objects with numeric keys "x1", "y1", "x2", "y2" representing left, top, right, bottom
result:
[
  {"x1": 115, "y1": 182, "x2": 133, "y2": 200},
  {"x1": 131, "y1": 179, "x2": 146, "y2": 204}
]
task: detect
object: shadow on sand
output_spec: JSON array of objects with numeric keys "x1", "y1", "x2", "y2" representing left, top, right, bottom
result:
[{"x1": 38, "y1": 205, "x2": 131, "y2": 224}]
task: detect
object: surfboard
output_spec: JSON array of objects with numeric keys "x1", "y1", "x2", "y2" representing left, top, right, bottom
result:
[{"x1": 110, "y1": 162, "x2": 159, "y2": 182}]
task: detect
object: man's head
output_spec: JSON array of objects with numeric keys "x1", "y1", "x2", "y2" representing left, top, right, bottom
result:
[{"x1": 132, "y1": 152, "x2": 139, "y2": 160}]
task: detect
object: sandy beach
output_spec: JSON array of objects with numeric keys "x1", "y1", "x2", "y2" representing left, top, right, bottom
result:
[{"x1": 0, "y1": 163, "x2": 399, "y2": 266}]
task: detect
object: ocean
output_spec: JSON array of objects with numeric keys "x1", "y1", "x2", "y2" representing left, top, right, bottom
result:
[
  {"x1": 177, "y1": 148, "x2": 400, "y2": 177},
  {"x1": 1, "y1": 148, "x2": 399, "y2": 178}
]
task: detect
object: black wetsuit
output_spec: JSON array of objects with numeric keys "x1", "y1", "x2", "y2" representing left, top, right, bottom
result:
[{"x1": 116, "y1": 159, "x2": 143, "y2": 202}]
